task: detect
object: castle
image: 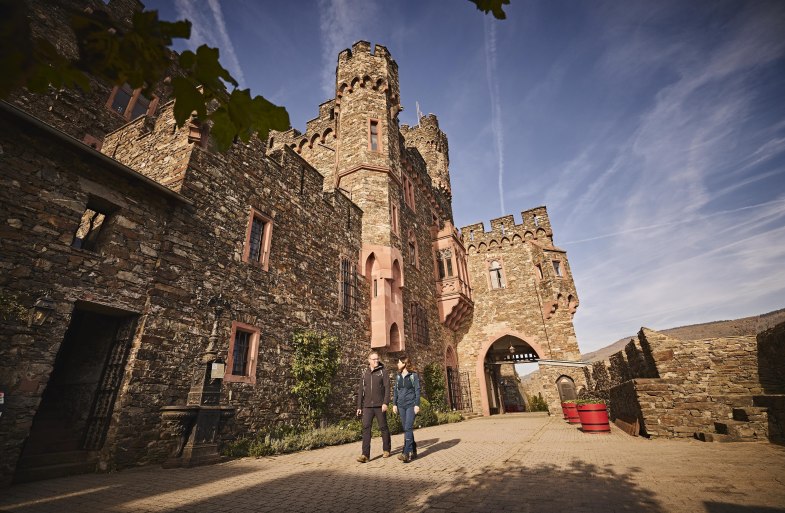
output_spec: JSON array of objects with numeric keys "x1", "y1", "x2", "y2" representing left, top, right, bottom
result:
[{"x1": 0, "y1": 0, "x2": 586, "y2": 484}]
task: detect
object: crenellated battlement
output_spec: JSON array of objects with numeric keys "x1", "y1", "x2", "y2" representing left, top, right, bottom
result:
[
  {"x1": 461, "y1": 206, "x2": 555, "y2": 247},
  {"x1": 336, "y1": 41, "x2": 400, "y2": 112},
  {"x1": 268, "y1": 99, "x2": 337, "y2": 156}
]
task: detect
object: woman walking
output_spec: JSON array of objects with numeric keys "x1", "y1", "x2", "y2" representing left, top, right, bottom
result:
[{"x1": 392, "y1": 355, "x2": 420, "y2": 463}]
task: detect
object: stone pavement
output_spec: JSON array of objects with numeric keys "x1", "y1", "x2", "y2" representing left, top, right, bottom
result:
[{"x1": 1, "y1": 413, "x2": 784, "y2": 513}]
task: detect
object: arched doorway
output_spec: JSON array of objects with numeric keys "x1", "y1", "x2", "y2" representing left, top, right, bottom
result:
[
  {"x1": 475, "y1": 332, "x2": 546, "y2": 416},
  {"x1": 556, "y1": 375, "x2": 577, "y2": 402}
]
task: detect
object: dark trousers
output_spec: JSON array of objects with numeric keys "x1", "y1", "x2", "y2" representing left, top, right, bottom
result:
[
  {"x1": 361, "y1": 407, "x2": 391, "y2": 457},
  {"x1": 399, "y1": 405, "x2": 417, "y2": 456}
]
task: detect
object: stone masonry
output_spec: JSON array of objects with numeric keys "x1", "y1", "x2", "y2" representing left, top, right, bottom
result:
[{"x1": 0, "y1": 2, "x2": 587, "y2": 485}]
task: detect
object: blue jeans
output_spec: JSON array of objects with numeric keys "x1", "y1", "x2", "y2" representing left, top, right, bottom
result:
[{"x1": 399, "y1": 405, "x2": 416, "y2": 456}]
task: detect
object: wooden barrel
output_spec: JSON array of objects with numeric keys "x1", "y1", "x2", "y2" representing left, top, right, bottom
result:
[
  {"x1": 577, "y1": 403, "x2": 611, "y2": 433},
  {"x1": 563, "y1": 403, "x2": 580, "y2": 424}
]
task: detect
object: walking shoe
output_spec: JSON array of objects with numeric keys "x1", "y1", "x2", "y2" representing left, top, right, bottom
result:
[
  {"x1": 411, "y1": 448, "x2": 417, "y2": 460},
  {"x1": 397, "y1": 453, "x2": 405, "y2": 461},
  {"x1": 402, "y1": 453, "x2": 411, "y2": 463},
  {"x1": 382, "y1": 451, "x2": 391, "y2": 458},
  {"x1": 356, "y1": 455, "x2": 368, "y2": 463}
]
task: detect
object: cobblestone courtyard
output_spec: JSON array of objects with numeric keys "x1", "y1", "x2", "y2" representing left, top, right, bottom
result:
[{"x1": 1, "y1": 414, "x2": 783, "y2": 513}]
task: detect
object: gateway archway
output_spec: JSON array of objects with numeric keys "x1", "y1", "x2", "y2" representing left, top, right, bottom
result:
[{"x1": 475, "y1": 332, "x2": 546, "y2": 416}]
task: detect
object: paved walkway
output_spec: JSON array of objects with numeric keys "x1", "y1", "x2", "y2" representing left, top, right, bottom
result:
[{"x1": 1, "y1": 414, "x2": 784, "y2": 513}]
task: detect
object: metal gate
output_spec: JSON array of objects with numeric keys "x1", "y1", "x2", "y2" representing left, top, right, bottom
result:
[
  {"x1": 447, "y1": 368, "x2": 473, "y2": 411},
  {"x1": 83, "y1": 316, "x2": 137, "y2": 450}
]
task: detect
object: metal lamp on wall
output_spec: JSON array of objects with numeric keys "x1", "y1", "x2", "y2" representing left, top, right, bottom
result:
[{"x1": 28, "y1": 293, "x2": 55, "y2": 327}]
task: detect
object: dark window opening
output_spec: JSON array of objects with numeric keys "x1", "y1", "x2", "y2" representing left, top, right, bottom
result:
[
  {"x1": 370, "y1": 120, "x2": 379, "y2": 151},
  {"x1": 248, "y1": 217, "x2": 266, "y2": 263},
  {"x1": 72, "y1": 198, "x2": 117, "y2": 252},
  {"x1": 552, "y1": 260, "x2": 562, "y2": 277},
  {"x1": 341, "y1": 257, "x2": 357, "y2": 313},
  {"x1": 410, "y1": 303, "x2": 430, "y2": 345},
  {"x1": 231, "y1": 330, "x2": 252, "y2": 376}
]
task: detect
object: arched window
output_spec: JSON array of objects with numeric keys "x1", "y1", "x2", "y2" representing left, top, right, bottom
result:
[{"x1": 489, "y1": 260, "x2": 504, "y2": 289}]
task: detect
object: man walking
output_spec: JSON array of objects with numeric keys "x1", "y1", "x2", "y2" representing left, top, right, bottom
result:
[{"x1": 356, "y1": 351, "x2": 391, "y2": 462}]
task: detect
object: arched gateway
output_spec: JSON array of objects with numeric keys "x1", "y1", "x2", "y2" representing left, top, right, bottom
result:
[{"x1": 475, "y1": 332, "x2": 547, "y2": 416}]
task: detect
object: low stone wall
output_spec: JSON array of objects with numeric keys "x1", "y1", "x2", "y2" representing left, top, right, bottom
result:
[{"x1": 757, "y1": 323, "x2": 785, "y2": 394}]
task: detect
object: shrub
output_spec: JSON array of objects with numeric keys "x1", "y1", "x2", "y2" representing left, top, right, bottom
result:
[
  {"x1": 414, "y1": 398, "x2": 438, "y2": 428},
  {"x1": 576, "y1": 397, "x2": 606, "y2": 406},
  {"x1": 291, "y1": 331, "x2": 340, "y2": 428},
  {"x1": 435, "y1": 410, "x2": 463, "y2": 424},
  {"x1": 527, "y1": 392, "x2": 549, "y2": 412},
  {"x1": 422, "y1": 363, "x2": 448, "y2": 411}
]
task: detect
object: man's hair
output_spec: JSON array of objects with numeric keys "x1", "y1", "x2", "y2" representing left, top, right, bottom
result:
[{"x1": 368, "y1": 350, "x2": 379, "y2": 358}]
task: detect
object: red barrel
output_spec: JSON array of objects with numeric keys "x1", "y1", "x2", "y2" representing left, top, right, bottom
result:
[
  {"x1": 577, "y1": 403, "x2": 611, "y2": 433},
  {"x1": 563, "y1": 402, "x2": 580, "y2": 424}
]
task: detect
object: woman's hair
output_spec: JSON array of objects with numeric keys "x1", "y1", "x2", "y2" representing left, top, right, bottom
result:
[{"x1": 397, "y1": 354, "x2": 416, "y2": 372}]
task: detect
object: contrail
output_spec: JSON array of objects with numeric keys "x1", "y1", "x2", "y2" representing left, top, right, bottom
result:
[
  {"x1": 561, "y1": 198, "x2": 785, "y2": 245},
  {"x1": 175, "y1": 0, "x2": 246, "y2": 87},
  {"x1": 484, "y1": 17, "x2": 505, "y2": 215}
]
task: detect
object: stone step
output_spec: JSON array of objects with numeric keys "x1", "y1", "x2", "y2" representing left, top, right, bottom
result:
[
  {"x1": 732, "y1": 407, "x2": 768, "y2": 422},
  {"x1": 714, "y1": 420, "x2": 767, "y2": 440},
  {"x1": 13, "y1": 460, "x2": 97, "y2": 484},
  {"x1": 694, "y1": 432, "x2": 734, "y2": 443},
  {"x1": 16, "y1": 450, "x2": 91, "y2": 470}
]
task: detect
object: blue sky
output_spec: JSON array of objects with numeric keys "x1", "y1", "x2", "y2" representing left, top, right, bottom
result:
[{"x1": 145, "y1": 0, "x2": 785, "y2": 355}]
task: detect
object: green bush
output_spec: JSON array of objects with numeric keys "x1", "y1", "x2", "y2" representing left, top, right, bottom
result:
[
  {"x1": 413, "y1": 398, "x2": 438, "y2": 428},
  {"x1": 291, "y1": 331, "x2": 340, "y2": 428},
  {"x1": 422, "y1": 363, "x2": 448, "y2": 411},
  {"x1": 527, "y1": 393, "x2": 549, "y2": 412},
  {"x1": 576, "y1": 397, "x2": 606, "y2": 406},
  {"x1": 435, "y1": 410, "x2": 463, "y2": 424}
]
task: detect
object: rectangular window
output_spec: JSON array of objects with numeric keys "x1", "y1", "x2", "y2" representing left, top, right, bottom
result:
[
  {"x1": 243, "y1": 208, "x2": 273, "y2": 271},
  {"x1": 225, "y1": 322, "x2": 260, "y2": 384},
  {"x1": 489, "y1": 260, "x2": 505, "y2": 289},
  {"x1": 107, "y1": 83, "x2": 157, "y2": 121},
  {"x1": 535, "y1": 263, "x2": 543, "y2": 280},
  {"x1": 231, "y1": 330, "x2": 251, "y2": 376},
  {"x1": 410, "y1": 303, "x2": 430, "y2": 345},
  {"x1": 369, "y1": 119, "x2": 379, "y2": 151},
  {"x1": 553, "y1": 260, "x2": 562, "y2": 277},
  {"x1": 340, "y1": 257, "x2": 357, "y2": 313},
  {"x1": 391, "y1": 203, "x2": 399, "y2": 235}
]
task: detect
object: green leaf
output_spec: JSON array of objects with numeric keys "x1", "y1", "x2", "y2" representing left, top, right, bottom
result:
[
  {"x1": 171, "y1": 76, "x2": 206, "y2": 126},
  {"x1": 469, "y1": 0, "x2": 510, "y2": 20}
]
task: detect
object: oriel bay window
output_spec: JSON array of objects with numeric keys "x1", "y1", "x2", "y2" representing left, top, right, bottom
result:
[
  {"x1": 243, "y1": 207, "x2": 273, "y2": 271},
  {"x1": 437, "y1": 249, "x2": 454, "y2": 280},
  {"x1": 224, "y1": 322, "x2": 260, "y2": 384}
]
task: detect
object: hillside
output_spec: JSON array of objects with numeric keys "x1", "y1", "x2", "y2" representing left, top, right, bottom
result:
[{"x1": 580, "y1": 308, "x2": 785, "y2": 363}]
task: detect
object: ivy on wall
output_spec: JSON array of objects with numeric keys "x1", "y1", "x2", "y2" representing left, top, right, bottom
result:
[{"x1": 290, "y1": 331, "x2": 340, "y2": 428}]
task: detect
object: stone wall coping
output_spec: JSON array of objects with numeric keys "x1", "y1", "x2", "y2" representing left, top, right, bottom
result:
[{"x1": 1, "y1": 100, "x2": 192, "y2": 206}]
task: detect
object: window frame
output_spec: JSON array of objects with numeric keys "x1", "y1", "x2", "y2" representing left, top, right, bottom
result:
[
  {"x1": 224, "y1": 321, "x2": 260, "y2": 384},
  {"x1": 552, "y1": 260, "x2": 563, "y2": 278},
  {"x1": 242, "y1": 207, "x2": 274, "y2": 271},
  {"x1": 106, "y1": 83, "x2": 158, "y2": 121},
  {"x1": 340, "y1": 256, "x2": 358, "y2": 314},
  {"x1": 487, "y1": 259, "x2": 507, "y2": 290},
  {"x1": 410, "y1": 302, "x2": 430, "y2": 345},
  {"x1": 368, "y1": 119, "x2": 381, "y2": 152},
  {"x1": 71, "y1": 197, "x2": 118, "y2": 253}
]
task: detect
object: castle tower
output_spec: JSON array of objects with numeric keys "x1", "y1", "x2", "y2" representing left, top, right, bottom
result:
[
  {"x1": 400, "y1": 114, "x2": 451, "y2": 196},
  {"x1": 334, "y1": 41, "x2": 405, "y2": 350},
  {"x1": 458, "y1": 206, "x2": 584, "y2": 415}
]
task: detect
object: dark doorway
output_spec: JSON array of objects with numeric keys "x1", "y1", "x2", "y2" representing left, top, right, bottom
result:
[
  {"x1": 15, "y1": 307, "x2": 137, "y2": 482},
  {"x1": 556, "y1": 376, "x2": 577, "y2": 402}
]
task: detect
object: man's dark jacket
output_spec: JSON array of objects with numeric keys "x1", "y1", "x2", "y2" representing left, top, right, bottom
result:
[{"x1": 357, "y1": 363, "x2": 390, "y2": 408}]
